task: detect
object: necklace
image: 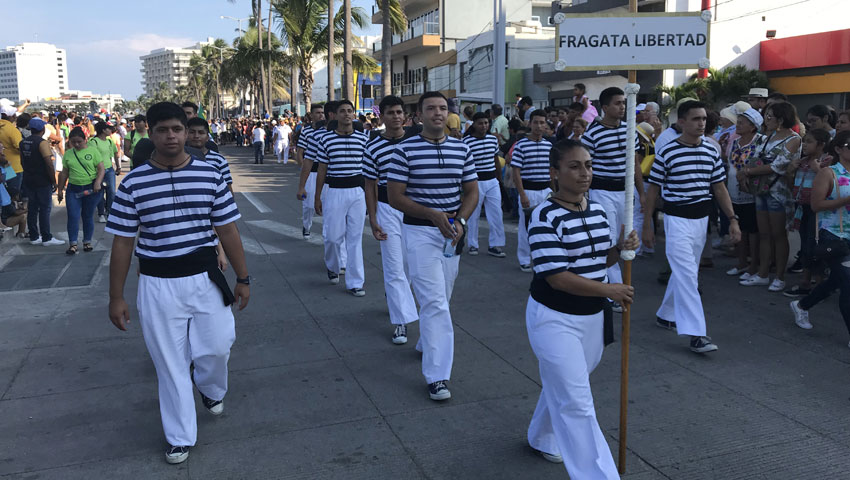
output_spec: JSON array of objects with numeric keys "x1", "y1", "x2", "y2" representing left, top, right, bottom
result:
[
  {"x1": 421, "y1": 134, "x2": 446, "y2": 143},
  {"x1": 150, "y1": 153, "x2": 190, "y2": 170},
  {"x1": 551, "y1": 194, "x2": 598, "y2": 259}
]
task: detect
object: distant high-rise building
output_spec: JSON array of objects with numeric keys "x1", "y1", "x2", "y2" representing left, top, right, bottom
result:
[
  {"x1": 140, "y1": 38, "x2": 214, "y2": 96},
  {"x1": 0, "y1": 43, "x2": 68, "y2": 102}
]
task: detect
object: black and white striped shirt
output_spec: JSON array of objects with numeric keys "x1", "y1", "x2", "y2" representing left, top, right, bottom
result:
[
  {"x1": 511, "y1": 137, "x2": 552, "y2": 183},
  {"x1": 363, "y1": 134, "x2": 404, "y2": 187},
  {"x1": 316, "y1": 130, "x2": 369, "y2": 178},
  {"x1": 580, "y1": 120, "x2": 640, "y2": 180},
  {"x1": 387, "y1": 135, "x2": 477, "y2": 212},
  {"x1": 105, "y1": 158, "x2": 240, "y2": 258},
  {"x1": 647, "y1": 139, "x2": 725, "y2": 210},
  {"x1": 462, "y1": 134, "x2": 499, "y2": 173},
  {"x1": 296, "y1": 125, "x2": 314, "y2": 151},
  {"x1": 304, "y1": 128, "x2": 329, "y2": 162},
  {"x1": 528, "y1": 199, "x2": 612, "y2": 315},
  {"x1": 203, "y1": 150, "x2": 232, "y2": 185}
]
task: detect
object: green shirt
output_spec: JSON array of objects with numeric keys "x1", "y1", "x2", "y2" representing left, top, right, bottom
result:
[
  {"x1": 88, "y1": 136, "x2": 118, "y2": 169},
  {"x1": 129, "y1": 131, "x2": 148, "y2": 156},
  {"x1": 65, "y1": 146, "x2": 103, "y2": 186}
]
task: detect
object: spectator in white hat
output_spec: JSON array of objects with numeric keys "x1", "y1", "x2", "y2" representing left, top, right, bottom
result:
[{"x1": 745, "y1": 88, "x2": 768, "y2": 111}]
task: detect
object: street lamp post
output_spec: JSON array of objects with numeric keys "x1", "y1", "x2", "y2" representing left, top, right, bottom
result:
[
  {"x1": 208, "y1": 45, "x2": 233, "y2": 118},
  {"x1": 220, "y1": 15, "x2": 251, "y2": 34}
]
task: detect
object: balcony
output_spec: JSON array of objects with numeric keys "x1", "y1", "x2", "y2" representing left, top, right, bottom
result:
[
  {"x1": 372, "y1": 0, "x2": 438, "y2": 23},
  {"x1": 372, "y1": 21, "x2": 440, "y2": 58}
]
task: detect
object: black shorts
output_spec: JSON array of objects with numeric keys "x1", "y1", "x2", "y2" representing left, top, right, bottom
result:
[{"x1": 733, "y1": 202, "x2": 758, "y2": 233}]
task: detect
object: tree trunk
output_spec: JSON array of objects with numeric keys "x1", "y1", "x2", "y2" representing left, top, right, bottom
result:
[
  {"x1": 327, "y1": 0, "x2": 335, "y2": 101},
  {"x1": 257, "y1": 0, "x2": 268, "y2": 116},
  {"x1": 267, "y1": 0, "x2": 274, "y2": 114},
  {"x1": 291, "y1": 63, "x2": 299, "y2": 116},
  {"x1": 302, "y1": 65, "x2": 314, "y2": 112},
  {"x1": 380, "y1": 0, "x2": 391, "y2": 98},
  {"x1": 343, "y1": 0, "x2": 353, "y2": 100}
]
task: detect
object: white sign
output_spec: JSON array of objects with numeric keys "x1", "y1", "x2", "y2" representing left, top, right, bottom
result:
[{"x1": 555, "y1": 12, "x2": 710, "y2": 70}]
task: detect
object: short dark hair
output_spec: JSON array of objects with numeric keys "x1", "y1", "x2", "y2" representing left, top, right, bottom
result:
[
  {"x1": 529, "y1": 109, "x2": 547, "y2": 121},
  {"x1": 146, "y1": 102, "x2": 187, "y2": 128},
  {"x1": 677, "y1": 100, "x2": 707, "y2": 119},
  {"x1": 569, "y1": 101, "x2": 585, "y2": 113},
  {"x1": 471, "y1": 112, "x2": 489, "y2": 123},
  {"x1": 463, "y1": 105, "x2": 474, "y2": 117},
  {"x1": 417, "y1": 91, "x2": 448, "y2": 112},
  {"x1": 187, "y1": 117, "x2": 210, "y2": 132},
  {"x1": 574, "y1": 83, "x2": 586, "y2": 92},
  {"x1": 599, "y1": 87, "x2": 624, "y2": 107},
  {"x1": 491, "y1": 104, "x2": 503, "y2": 116},
  {"x1": 325, "y1": 101, "x2": 339, "y2": 114},
  {"x1": 133, "y1": 114, "x2": 147, "y2": 124},
  {"x1": 766, "y1": 101, "x2": 797, "y2": 129},
  {"x1": 549, "y1": 139, "x2": 588, "y2": 169},
  {"x1": 806, "y1": 128, "x2": 831, "y2": 149},
  {"x1": 508, "y1": 118, "x2": 523, "y2": 133},
  {"x1": 181, "y1": 101, "x2": 199, "y2": 114},
  {"x1": 335, "y1": 99, "x2": 354, "y2": 113},
  {"x1": 807, "y1": 104, "x2": 829, "y2": 119},
  {"x1": 68, "y1": 127, "x2": 86, "y2": 140},
  {"x1": 767, "y1": 92, "x2": 787, "y2": 102},
  {"x1": 705, "y1": 110, "x2": 719, "y2": 134},
  {"x1": 520, "y1": 96, "x2": 533, "y2": 106},
  {"x1": 829, "y1": 130, "x2": 850, "y2": 160},
  {"x1": 94, "y1": 121, "x2": 111, "y2": 135},
  {"x1": 379, "y1": 95, "x2": 404, "y2": 115},
  {"x1": 310, "y1": 104, "x2": 325, "y2": 112}
]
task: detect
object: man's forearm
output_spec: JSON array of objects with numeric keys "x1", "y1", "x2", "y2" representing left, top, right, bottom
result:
[
  {"x1": 643, "y1": 183, "x2": 660, "y2": 223},
  {"x1": 365, "y1": 179, "x2": 379, "y2": 220},
  {"x1": 315, "y1": 163, "x2": 327, "y2": 193},
  {"x1": 712, "y1": 183, "x2": 735, "y2": 219},
  {"x1": 216, "y1": 223, "x2": 248, "y2": 278},
  {"x1": 457, "y1": 181, "x2": 479, "y2": 220},
  {"x1": 109, "y1": 236, "x2": 135, "y2": 300},
  {"x1": 512, "y1": 167, "x2": 525, "y2": 198}
]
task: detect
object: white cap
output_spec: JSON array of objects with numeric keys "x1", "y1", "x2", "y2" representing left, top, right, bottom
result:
[{"x1": 0, "y1": 105, "x2": 16, "y2": 116}]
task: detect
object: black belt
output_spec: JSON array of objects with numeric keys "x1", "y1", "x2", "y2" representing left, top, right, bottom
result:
[
  {"x1": 663, "y1": 200, "x2": 712, "y2": 219},
  {"x1": 378, "y1": 184, "x2": 389, "y2": 203},
  {"x1": 327, "y1": 175, "x2": 364, "y2": 188},
  {"x1": 522, "y1": 179, "x2": 550, "y2": 191},
  {"x1": 310, "y1": 162, "x2": 318, "y2": 173},
  {"x1": 477, "y1": 170, "x2": 497, "y2": 181},
  {"x1": 138, "y1": 246, "x2": 235, "y2": 306},
  {"x1": 590, "y1": 176, "x2": 625, "y2": 192},
  {"x1": 402, "y1": 211, "x2": 458, "y2": 227}
]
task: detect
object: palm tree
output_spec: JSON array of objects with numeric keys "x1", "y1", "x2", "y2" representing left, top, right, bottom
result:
[
  {"x1": 221, "y1": 27, "x2": 290, "y2": 117},
  {"x1": 343, "y1": 0, "x2": 353, "y2": 100},
  {"x1": 379, "y1": 0, "x2": 407, "y2": 98},
  {"x1": 274, "y1": 0, "x2": 371, "y2": 111}
]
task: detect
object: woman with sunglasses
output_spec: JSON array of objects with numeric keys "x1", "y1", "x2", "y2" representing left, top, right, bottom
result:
[
  {"x1": 56, "y1": 127, "x2": 105, "y2": 255},
  {"x1": 524, "y1": 139, "x2": 637, "y2": 478},
  {"x1": 790, "y1": 130, "x2": 850, "y2": 341}
]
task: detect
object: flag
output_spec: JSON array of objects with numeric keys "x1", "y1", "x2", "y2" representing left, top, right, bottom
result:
[{"x1": 198, "y1": 104, "x2": 206, "y2": 120}]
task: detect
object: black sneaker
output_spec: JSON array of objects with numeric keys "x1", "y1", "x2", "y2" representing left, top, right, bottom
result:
[
  {"x1": 783, "y1": 285, "x2": 811, "y2": 298},
  {"x1": 787, "y1": 256, "x2": 803, "y2": 274},
  {"x1": 349, "y1": 287, "x2": 365, "y2": 297},
  {"x1": 165, "y1": 445, "x2": 189, "y2": 464},
  {"x1": 520, "y1": 264, "x2": 533, "y2": 273},
  {"x1": 392, "y1": 324, "x2": 408, "y2": 345},
  {"x1": 302, "y1": 228, "x2": 311, "y2": 238},
  {"x1": 468, "y1": 247, "x2": 479, "y2": 256},
  {"x1": 689, "y1": 336, "x2": 718, "y2": 353},
  {"x1": 328, "y1": 270, "x2": 339, "y2": 285},
  {"x1": 656, "y1": 317, "x2": 677, "y2": 330},
  {"x1": 609, "y1": 301, "x2": 623, "y2": 314},
  {"x1": 190, "y1": 364, "x2": 224, "y2": 415},
  {"x1": 487, "y1": 247, "x2": 506, "y2": 258},
  {"x1": 428, "y1": 380, "x2": 451, "y2": 401},
  {"x1": 340, "y1": 268, "x2": 346, "y2": 275}
]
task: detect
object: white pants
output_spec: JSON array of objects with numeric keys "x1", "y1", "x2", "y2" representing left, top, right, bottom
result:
[
  {"x1": 275, "y1": 141, "x2": 289, "y2": 163},
  {"x1": 137, "y1": 273, "x2": 236, "y2": 447},
  {"x1": 657, "y1": 215, "x2": 708, "y2": 337},
  {"x1": 589, "y1": 189, "x2": 625, "y2": 285},
  {"x1": 403, "y1": 224, "x2": 460, "y2": 383},
  {"x1": 323, "y1": 186, "x2": 365, "y2": 289},
  {"x1": 633, "y1": 184, "x2": 653, "y2": 254},
  {"x1": 468, "y1": 178, "x2": 506, "y2": 249},
  {"x1": 302, "y1": 171, "x2": 317, "y2": 231},
  {"x1": 525, "y1": 297, "x2": 618, "y2": 479},
  {"x1": 517, "y1": 188, "x2": 552, "y2": 265},
  {"x1": 377, "y1": 202, "x2": 419, "y2": 325}
]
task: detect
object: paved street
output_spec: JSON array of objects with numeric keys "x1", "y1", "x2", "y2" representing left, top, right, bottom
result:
[{"x1": 1, "y1": 145, "x2": 849, "y2": 479}]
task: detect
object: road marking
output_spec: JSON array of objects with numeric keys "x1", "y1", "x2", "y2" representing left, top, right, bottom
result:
[
  {"x1": 247, "y1": 219, "x2": 324, "y2": 247},
  {"x1": 241, "y1": 236, "x2": 287, "y2": 255},
  {"x1": 241, "y1": 192, "x2": 272, "y2": 213}
]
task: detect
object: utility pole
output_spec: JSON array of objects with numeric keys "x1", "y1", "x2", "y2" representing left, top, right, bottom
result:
[
  {"x1": 343, "y1": 0, "x2": 353, "y2": 101},
  {"x1": 328, "y1": 0, "x2": 336, "y2": 101},
  {"x1": 492, "y1": 0, "x2": 506, "y2": 108}
]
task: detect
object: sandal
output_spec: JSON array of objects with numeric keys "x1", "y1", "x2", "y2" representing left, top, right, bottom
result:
[
  {"x1": 83, "y1": 243, "x2": 93, "y2": 252},
  {"x1": 66, "y1": 244, "x2": 78, "y2": 255}
]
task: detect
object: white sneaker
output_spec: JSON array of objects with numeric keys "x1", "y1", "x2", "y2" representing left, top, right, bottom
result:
[
  {"x1": 98, "y1": 215, "x2": 107, "y2": 223},
  {"x1": 789, "y1": 300, "x2": 812, "y2": 330},
  {"x1": 739, "y1": 272, "x2": 753, "y2": 281},
  {"x1": 726, "y1": 267, "x2": 746, "y2": 276},
  {"x1": 42, "y1": 238, "x2": 65, "y2": 246},
  {"x1": 740, "y1": 275, "x2": 769, "y2": 286},
  {"x1": 768, "y1": 279, "x2": 786, "y2": 292},
  {"x1": 29, "y1": 239, "x2": 41, "y2": 245}
]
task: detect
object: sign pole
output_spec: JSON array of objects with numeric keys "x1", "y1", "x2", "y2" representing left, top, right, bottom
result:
[{"x1": 618, "y1": 1, "x2": 638, "y2": 474}]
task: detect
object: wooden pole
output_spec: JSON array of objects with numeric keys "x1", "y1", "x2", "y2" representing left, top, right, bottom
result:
[{"x1": 618, "y1": 0, "x2": 638, "y2": 474}]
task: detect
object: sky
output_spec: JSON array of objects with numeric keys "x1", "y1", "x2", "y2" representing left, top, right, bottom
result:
[{"x1": 2, "y1": 0, "x2": 380, "y2": 100}]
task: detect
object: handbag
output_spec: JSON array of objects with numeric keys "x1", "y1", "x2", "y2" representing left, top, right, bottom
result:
[
  {"x1": 742, "y1": 134, "x2": 793, "y2": 196},
  {"x1": 812, "y1": 167, "x2": 849, "y2": 266}
]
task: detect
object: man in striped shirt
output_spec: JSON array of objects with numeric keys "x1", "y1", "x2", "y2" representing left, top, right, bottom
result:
[
  {"x1": 581, "y1": 87, "x2": 645, "y2": 300},
  {"x1": 643, "y1": 100, "x2": 741, "y2": 354},
  {"x1": 295, "y1": 104, "x2": 325, "y2": 237},
  {"x1": 364, "y1": 95, "x2": 419, "y2": 344},
  {"x1": 388, "y1": 91, "x2": 478, "y2": 401},
  {"x1": 106, "y1": 102, "x2": 251, "y2": 465},
  {"x1": 462, "y1": 112, "x2": 506, "y2": 257},
  {"x1": 187, "y1": 118, "x2": 233, "y2": 193},
  {"x1": 511, "y1": 109, "x2": 553, "y2": 272},
  {"x1": 314, "y1": 99, "x2": 368, "y2": 296}
]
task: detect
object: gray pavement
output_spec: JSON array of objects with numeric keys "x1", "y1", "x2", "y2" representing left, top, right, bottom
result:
[{"x1": 1, "y1": 145, "x2": 848, "y2": 479}]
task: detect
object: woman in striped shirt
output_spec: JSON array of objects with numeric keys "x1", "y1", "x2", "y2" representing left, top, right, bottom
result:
[{"x1": 525, "y1": 139, "x2": 637, "y2": 478}]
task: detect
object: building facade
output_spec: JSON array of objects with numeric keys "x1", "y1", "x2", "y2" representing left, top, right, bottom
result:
[
  {"x1": 140, "y1": 38, "x2": 214, "y2": 96},
  {"x1": 0, "y1": 43, "x2": 68, "y2": 102}
]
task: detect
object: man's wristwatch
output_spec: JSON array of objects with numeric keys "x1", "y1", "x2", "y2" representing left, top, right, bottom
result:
[
  {"x1": 236, "y1": 276, "x2": 251, "y2": 285},
  {"x1": 456, "y1": 217, "x2": 467, "y2": 228},
  {"x1": 730, "y1": 214, "x2": 740, "y2": 222}
]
